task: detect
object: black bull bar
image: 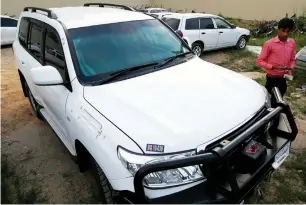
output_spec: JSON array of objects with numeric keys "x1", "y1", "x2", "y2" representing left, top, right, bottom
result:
[{"x1": 133, "y1": 87, "x2": 298, "y2": 204}]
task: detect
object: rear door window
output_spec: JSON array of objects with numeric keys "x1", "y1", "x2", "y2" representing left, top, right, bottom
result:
[
  {"x1": 185, "y1": 18, "x2": 199, "y2": 30},
  {"x1": 1, "y1": 17, "x2": 18, "y2": 27},
  {"x1": 162, "y1": 17, "x2": 181, "y2": 31},
  {"x1": 28, "y1": 22, "x2": 43, "y2": 61}
]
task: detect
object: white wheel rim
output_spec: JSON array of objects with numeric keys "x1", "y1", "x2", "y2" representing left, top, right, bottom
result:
[
  {"x1": 193, "y1": 46, "x2": 202, "y2": 56},
  {"x1": 239, "y1": 38, "x2": 246, "y2": 48}
]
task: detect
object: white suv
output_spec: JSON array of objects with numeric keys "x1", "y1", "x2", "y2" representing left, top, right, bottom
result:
[
  {"x1": 1, "y1": 15, "x2": 18, "y2": 45},
  {"x1": 162, "y1": 13, "x2": 251, "y2": 56},
  {"x1": 13, "y1": 3, "x2": 298, "y2": 204}
]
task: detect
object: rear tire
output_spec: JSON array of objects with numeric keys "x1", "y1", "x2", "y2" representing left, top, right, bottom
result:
[
  {"x1": 90, "y1": 156, "x2": 116, "y2": 204},
  {"x1": 192, "y1": 43, "x2": 203, "y2": 57},
  {"x1": 236, "y1": 36, "x2": 247, "y2": 49}
]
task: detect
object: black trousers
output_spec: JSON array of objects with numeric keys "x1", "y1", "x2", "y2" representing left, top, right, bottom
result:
[{"x1": 265, "y1": 75, "x2": 287, "y2": 108}]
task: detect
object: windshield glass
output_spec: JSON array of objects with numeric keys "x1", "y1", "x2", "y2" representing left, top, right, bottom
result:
[{"x1": 69, "y1": 19, "x2": 189, "y2": 83}]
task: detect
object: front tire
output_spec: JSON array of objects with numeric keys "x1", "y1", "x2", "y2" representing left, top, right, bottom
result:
[
  {"x1": 192, "y1": 43, "x2": 203, "y2": 57},
  {"x1": 91, "y1": 156, "x2": 116, "y2": 204},
  {"x1": 236, "y1": 36, "x2": 247, "y2": 49}
]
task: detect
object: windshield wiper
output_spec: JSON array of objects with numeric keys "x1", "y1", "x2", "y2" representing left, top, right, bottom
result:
[
  {"x1": 156, "y1": 51, "x2": 192, "y2": 69},
  {"x1": 93, "y1": 62, "x2": 159, "y2": 85}
]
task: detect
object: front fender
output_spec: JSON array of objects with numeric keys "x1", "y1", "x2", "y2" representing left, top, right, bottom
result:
[{"x1": 66, "y1": 81, "x2": 143, "y2": 182}]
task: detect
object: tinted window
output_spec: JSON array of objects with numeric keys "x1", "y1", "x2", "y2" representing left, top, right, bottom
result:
[
  {"x1": 215, "y1": 18, "x2": 231, "y2": 29},
  {"x1": 69, "y1": 19, "x2": 189, "y2": 83},
  {"x1": 163, "y1": 18, "x2": 180, "y2": 31},
  {"x1": 28, "y1": 23, "x2": 42, "y2": 60},
  {"x1": 44, "y1": 27, "x2": 66, "y2": 79},
  {"x1": 151, "y1": 10, "x2": 160, "y2": 13},
  {"x1": 1, "y1": 18, "x2": 18, "y2": 27},
  {"x1": 200, "y1": 18, "x2": 215, "y2": 29},
  {"x1": 19, "y1": 18, "x2": 29, "y2": 47},
  {"x1": 185, "y1": 18, "x2": 199, "y2": 30}
]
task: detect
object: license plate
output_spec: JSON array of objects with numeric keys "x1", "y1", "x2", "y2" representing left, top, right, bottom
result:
[{"x1": 272, "y1": 142, "x2": 290, "y2": 169}]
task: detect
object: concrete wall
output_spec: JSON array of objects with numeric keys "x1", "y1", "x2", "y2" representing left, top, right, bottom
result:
[
  {"x1": 2, "y1": 0, "x2": 306, "y2": 20},
  {"x1": 1, "y1": 0, "x2": 151, "y2": 17},
  {"x1": 152, "y1": 0, "x2": 306, "y2": 20}
]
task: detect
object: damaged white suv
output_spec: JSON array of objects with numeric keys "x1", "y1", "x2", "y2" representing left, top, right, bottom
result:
[{"x1": 13, "y1": 3, "x2": 298, "y2": 204}]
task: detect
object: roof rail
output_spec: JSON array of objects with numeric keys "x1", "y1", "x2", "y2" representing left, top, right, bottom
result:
[
  {"x1": 83, "y1": 3, "x2": 134, "y2": 11},
  {"x1": 24, "y1": 7, "x2": 58, "y2": 19}
]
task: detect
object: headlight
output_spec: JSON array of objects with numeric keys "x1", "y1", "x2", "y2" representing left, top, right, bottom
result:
[
  {"x1": 117, "y1": 147, "x2": 205, "y2": 189},
  {"x1": 263, "y1": 86, "x2": 271, "y2": 108}
]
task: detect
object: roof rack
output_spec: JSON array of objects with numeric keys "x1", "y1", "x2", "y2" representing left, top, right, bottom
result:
[
  {"x1": 24, "y1": 7, "x2": 58, "y2": 19},
  {"x1": 83, "y1": 3, "x2": 134, "y2": 11}
]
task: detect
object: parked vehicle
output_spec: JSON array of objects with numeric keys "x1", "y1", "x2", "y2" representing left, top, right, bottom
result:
[
  {"x1": 294, "y1": 46, "x2": 306, "y2": 90},
  {"x1": 141, "y1": 7, "x2": 170, "y2": 16},
  {"x1": 151, "y1": 12, "x2": 173, "y2": 19},
  {"x1": 13, "y1": 3, "x2": 298, "y2": 204},
  {"x1": 1, "y1": 15, "x2": 18, "y2": 45},
  {"x1": 162, "y1": 13, "x2": 251, "y2": 56}
]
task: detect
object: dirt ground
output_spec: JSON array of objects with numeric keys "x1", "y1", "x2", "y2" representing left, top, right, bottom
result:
[
  {"x1": 1, "y1": 47, "x2": 306, "y2": 203},
  {"x1": 1, "y1": 47, "x2": 100, "y2": 203}
]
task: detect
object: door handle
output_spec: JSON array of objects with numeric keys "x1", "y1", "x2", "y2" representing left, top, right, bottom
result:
[
  {"x1": 201, "y1": 32, "x2": 206, "y2": 34},
  {"x1": 219, "y1": 31, "x2": 223, "y2": 34}
]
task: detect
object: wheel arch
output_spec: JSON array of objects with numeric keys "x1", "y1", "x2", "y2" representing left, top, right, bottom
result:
[
  {"x1": 18, "y1": 69, "x2": 28, "y2": 97},
  {"x1": 192, "y1": 40, "x2": 204, "y2": 49},
  {"x1": 75, "y1": 139, "x2": 92, "y2": 172}
]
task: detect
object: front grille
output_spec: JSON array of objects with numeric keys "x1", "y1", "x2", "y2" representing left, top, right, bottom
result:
[{"x1": 201, "y1": 107, "x2": 268, "y2": 153}]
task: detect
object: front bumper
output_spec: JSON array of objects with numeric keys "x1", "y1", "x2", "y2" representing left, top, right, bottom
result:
[{"x1": 127, "y1": 87, "x2": 298, "y2": 204}]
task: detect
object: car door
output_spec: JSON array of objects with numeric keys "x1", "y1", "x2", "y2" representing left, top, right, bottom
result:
[
  {"x1": 1, "y1": 17, "x2": 18, "y2": 45},
  {"x1": 199, "y1": 18, "x2": 219, "y2": 50},
  {"x1": 35, "y1": 23, "x2": 72, "y2": 145},
  {"x1": 214, "y1": 18, "x2": 238, "y2": 48},
  {"x1": 183, "y1": 17, "x2": 200, "y2": 46}
]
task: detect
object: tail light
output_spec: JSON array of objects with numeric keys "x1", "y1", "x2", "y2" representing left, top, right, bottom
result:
[{"x1": 176, "y1": 30, "x2": 183, "y2": 38}]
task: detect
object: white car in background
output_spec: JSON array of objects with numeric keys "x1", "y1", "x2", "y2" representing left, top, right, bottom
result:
[
  {"x1": 141, "y1": 8, "x2": 170, "y2": 14},
  {"x1": 151, "y1": 12, "x2": 173, "y2": 19},
  {"x1": 1, "y1": 15, "x2": 18, "y2": 45},
  {"x1": 162, "y1": 13, "x2": 251, "y2": 56}
]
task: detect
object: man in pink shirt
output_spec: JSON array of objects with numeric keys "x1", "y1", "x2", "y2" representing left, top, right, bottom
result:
[{"x1": 256, "y1": 18, "x2": 296, "y2": 102}]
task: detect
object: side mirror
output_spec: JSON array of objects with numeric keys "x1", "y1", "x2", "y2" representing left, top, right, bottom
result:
[
  {"x1": 31, "y1": 65, "x2": 64, "y2": 86},
  {"x1": 231, "y1": 24, "x2": 237, "y2": 29}
]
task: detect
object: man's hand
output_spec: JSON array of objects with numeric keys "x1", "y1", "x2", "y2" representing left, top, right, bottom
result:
[
  {"x1": 272, "y1": 65, "x2": 289, "y2": 71},
  {"x1": 272, "y1": 65, "x2": 282, "y2": 70}
]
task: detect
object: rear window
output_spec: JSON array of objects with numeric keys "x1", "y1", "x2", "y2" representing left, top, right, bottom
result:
[
  {"x1": 162, "y1": 18, "x2": 180, "y2": 31},
  {"x1": 1, "y1": 17, "x2": 18, "y2": 27},
  {"x1": 185, "y1": 18, "x2": 199, "y2": 30},
  {"x1": 18, "y1": 18, "x2": 29, "y2": 48}
]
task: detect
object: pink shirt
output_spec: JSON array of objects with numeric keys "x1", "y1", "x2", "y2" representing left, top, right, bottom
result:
[{"x1": 256, "y1": 36, "x2": 296, "y2": 77}]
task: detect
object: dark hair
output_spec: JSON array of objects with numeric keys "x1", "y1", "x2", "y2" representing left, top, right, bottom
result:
[{"x1": 278, "y1": 18, "x2": 295, "y2": 31}]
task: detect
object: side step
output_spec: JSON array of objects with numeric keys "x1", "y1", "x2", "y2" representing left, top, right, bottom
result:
[{"x1": 40, "y1": 108, "x2": 76, "y2": 156}]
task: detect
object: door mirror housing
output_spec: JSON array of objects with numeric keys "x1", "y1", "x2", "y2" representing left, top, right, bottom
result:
[
  {"x1": 231, "y1": 24, "x2": 237, "y2": 29},
  {"x1": 31, "y1": 65, "x2": 64, "y2": 86}
]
